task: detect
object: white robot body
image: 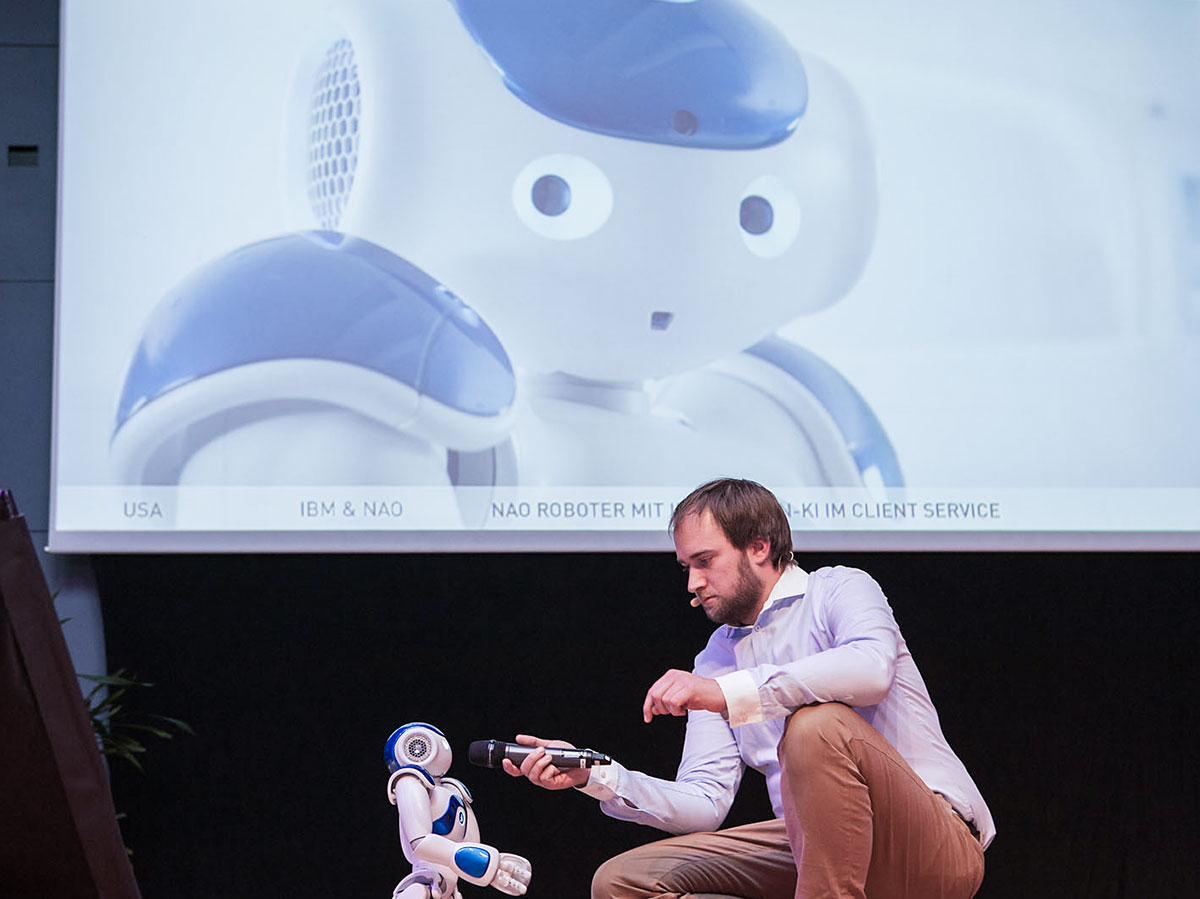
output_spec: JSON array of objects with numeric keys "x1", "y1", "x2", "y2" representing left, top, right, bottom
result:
[
  {"x1": 384, "y1": 724, "x2": 530, "y2": 899},
  {"x1": 513, "y1": 361, "x2": 861, "y2": 487},
  {"x1": 176, "y1": 405, "x2": 454, "y2": 487}
]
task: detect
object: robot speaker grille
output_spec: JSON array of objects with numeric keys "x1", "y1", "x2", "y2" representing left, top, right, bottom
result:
[
  {"x1": 306, "y1": 38, "x2": 361, "y2": 230},
  {"x1": 405, "y1": 735, "x2": 431, "y2": 762}
]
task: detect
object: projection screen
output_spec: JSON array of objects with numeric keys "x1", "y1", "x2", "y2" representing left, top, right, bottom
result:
[{"x1": 50, "y1": 0, "x2": 1200, "y2": 551}]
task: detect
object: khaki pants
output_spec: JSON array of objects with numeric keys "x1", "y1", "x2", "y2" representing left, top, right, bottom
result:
[{"x1": 592, "y1": 703, "x2": 985, "y2": 899}]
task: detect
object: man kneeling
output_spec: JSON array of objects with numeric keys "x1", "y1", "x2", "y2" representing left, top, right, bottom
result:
[{"x1": 507, "y1": 478, "x2": 993, "y2": 899}]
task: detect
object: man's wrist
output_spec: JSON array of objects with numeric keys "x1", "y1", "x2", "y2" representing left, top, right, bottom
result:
[
  {"x1": 716, "y1": 669, "x2": 763, "y2": 727},
  {"x1": 574, "y1": 762, "x2": 618, "y2": 800}
]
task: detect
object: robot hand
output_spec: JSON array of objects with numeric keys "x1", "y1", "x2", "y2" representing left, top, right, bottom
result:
[{"x1": 492, "y1": 854, "x2": 532, "y2": 896}]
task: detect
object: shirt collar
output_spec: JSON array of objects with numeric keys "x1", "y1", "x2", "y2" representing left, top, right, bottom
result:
[
  {"x1": 724, "y1": 564, "x2": 808, "y2": 635},
  {"x1": 761, "y1": 564, "x2": 808, "y2": 615}
]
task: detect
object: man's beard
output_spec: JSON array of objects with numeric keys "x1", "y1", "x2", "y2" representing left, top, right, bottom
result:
[{"x1": 701, "y1": 554, "x2": 763, "y2": 626}]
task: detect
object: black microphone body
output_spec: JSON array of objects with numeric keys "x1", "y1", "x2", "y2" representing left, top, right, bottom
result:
[{"x1": 468, "y1": 739, "x2": 612, "y2": 769}]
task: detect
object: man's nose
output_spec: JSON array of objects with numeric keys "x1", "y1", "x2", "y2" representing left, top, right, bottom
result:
[{"x1": 688, "y1": 568, "x2": 705, "y2": 594}]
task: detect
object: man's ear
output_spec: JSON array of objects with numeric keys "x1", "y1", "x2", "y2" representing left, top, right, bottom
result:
[{"x1": 747, "y1": 536, "x2": 772, "y2": 567}]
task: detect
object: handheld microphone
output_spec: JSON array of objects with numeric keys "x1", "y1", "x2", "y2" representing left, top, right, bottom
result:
[{"x1": 468, "y1": 739, "x2": 612, "y2": 769}]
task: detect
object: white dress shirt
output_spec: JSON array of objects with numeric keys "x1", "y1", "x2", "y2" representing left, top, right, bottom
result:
[{"x1": 579, "y1": 565, "x2": 995, "y2": 848}]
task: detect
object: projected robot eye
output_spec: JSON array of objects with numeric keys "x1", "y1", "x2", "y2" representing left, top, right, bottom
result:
[
  {"x1": 739, "y1": 175, "x2": 802, "y2": 258},
  {"x1": 513, "y1": 154, "x2": 613, "y2": 240},
  {"x1": 740, "y1": 196, "x2": 774, "y2": 235},
  {"x1": 532, "y1": 175, "x2": 571, "y2": 216}
]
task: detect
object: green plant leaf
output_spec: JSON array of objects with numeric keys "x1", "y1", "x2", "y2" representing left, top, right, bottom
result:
[{"x1": 77, "y1": 667, "x2": 193, "y2": 775}]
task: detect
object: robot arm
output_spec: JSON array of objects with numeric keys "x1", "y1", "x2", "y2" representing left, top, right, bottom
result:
[
  {"x1": 410, "y1": 834, "x2": 530, "y2": 896},
  {"x1": 389, "y1": 770, "x2": 531, "y2": 896},
  {"x1": 653, "y1": 337, "x2": 903, "y2": 489}
]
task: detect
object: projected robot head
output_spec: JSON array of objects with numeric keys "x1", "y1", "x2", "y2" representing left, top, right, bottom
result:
[
  {"x1": 286, "y1": 0, "x2": 877, "y2": 383},
  {"x1": 385, "y1": 722, "x2": 453, "y2": 778}
]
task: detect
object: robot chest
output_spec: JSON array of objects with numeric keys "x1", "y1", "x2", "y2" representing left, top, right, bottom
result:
[{"x1": 429, "y1": 786, "x2": 471, "y2": 840}]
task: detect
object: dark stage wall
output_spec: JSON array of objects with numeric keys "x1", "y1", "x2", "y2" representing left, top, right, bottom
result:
[{"x1": 93, "y1": 550, "x2": 1199, "y2": 898}]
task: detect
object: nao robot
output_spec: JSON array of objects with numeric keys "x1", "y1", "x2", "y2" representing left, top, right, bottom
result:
[
  {"x1": 384, "y1": 723, "x2": 531, "y2": 899},
  {"x1": 111, "y1": 0, "x2": 902, "y2": 505}
]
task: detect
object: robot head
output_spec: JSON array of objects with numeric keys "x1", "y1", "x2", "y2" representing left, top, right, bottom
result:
[
  {"x1": 287, "y1": 0, "x2": 877, "y2": 382},
  {"x1": 384, "y1": 722, "x2": 453, "y2": 777}
]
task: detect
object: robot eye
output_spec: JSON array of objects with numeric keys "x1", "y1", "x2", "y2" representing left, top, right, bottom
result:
[
  {"x1": 513, "y1": 154, "x2": 613, "y2": 240},
  {"x1": 739, "y1": 175, "x2": 802, "y2": 258},
  {"x1": 740, "y1": 196, "x2": 774, "y2": 235},
  {"x1": 532, "y1": 175, "x2": 571, "y2": 216}
]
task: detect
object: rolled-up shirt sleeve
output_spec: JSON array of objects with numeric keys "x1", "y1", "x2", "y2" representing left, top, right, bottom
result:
[{"x1": 720, "y1": 570, "x2": 900, "y2": 728}]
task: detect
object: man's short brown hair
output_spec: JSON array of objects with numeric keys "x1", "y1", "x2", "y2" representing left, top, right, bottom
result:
[{"x1": 669, "y1": 478, "x2": 793, "y2": 570}]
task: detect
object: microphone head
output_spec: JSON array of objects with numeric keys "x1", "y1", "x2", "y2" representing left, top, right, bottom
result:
[{"x1": 467, "y1": 739, "x2": 497, "y2": 768}]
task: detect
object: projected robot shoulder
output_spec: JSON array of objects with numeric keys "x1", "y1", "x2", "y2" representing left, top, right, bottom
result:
[{"x1": 113, "y1": 0, "x2": 901, "y2": 502}]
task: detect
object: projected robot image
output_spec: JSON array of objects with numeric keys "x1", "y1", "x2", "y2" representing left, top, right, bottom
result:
[
  {"x1": 110, "y1": 0, "x2": 901, "y2": 515},
  {"x1": 384, "y1": 723, "x2": 531, "y2": 899}
]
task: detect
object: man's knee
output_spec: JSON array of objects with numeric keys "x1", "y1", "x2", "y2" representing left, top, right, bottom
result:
[
  {"x1": 777, "y1": 702, "x2": 858, "y2": 770},
  {"x1": 591, "y1": 855, "x2": 620, "y2": 899},
  {"x1": 592, "y1": 848, "x2": 651, "y2": 899}
]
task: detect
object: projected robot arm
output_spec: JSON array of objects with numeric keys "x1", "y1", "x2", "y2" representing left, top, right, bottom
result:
[
  {"x1": 742, "y1": 337, "x2": 902, "y2": 489},
  {"x1": 385, "y1": 724, "x2": 531, "y2": 899},
  {"x1": 653, "y1": 336, "x2": 903, "y2": 489}
]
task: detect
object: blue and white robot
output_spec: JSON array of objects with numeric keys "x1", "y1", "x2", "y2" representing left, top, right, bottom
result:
[
  {"x1": 384, "y1": 723, "x2": 531, "y2": 899},
  {"x1": 111, "y1": 0, "x2": 901, "y2": 505}
]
